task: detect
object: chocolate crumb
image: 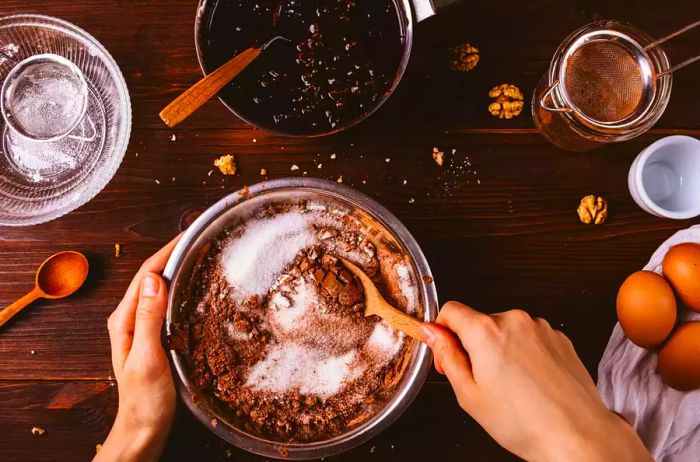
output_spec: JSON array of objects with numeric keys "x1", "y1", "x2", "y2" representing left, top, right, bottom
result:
[{"x1": 277, "y1": 446, "x2": 290, "y2": 458}]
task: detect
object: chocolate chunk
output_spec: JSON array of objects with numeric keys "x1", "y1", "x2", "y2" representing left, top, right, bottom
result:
[
  {"x1": 234, "y1": 319, "x2": 251, "y2": 332},
  {"x1": 321, "y1": 254, "x2": 338, "y2": 267},
  {"x1": 338, "y1": 269, "x2": 353, "y2": 284},
  {"x1": 313, "y1": 269, "x2": 325, "y2": 284},
  {"x1": 339, "y1": 280, "x2": 362, "y2": 307},
  {"x1": 322, "y1": 272, "x2": 344, "y2": 296},
  {"x1": 168, "y1": 323, "x2": 190, "y2": 353}
]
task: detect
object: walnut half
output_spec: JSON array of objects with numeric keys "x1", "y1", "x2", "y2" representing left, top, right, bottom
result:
[
  {"x1": 488, "y1": 83, "x2": 524, "y2": 119},
  {"x1": 577, "y1": 195, "x2": 608, "y2": 225},
  {"x1": 449, "y1": 43, "x2": 479, "y2": 72}
]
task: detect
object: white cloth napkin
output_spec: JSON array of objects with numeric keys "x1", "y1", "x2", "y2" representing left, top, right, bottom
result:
[{"x1": 597, "y1": 225, "x2": 700, "y2": 461}]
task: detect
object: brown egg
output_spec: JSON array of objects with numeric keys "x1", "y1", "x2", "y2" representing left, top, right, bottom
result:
[
  {"x1": 659, "y1": 322, "x2": 700, "y2": 391},
  {"x1": 616, "y1": 271, "x2": 677, "y2": 348},
  {"x1": 663, "y1": 243, "x2": 700, "y2": 312}
]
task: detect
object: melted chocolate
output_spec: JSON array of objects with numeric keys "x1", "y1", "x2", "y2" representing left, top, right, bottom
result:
[{"x1": 198, "y1": 0, "x2": 406, "y2": 135}]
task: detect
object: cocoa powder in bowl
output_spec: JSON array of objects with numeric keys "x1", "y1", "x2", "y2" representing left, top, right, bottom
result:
[{"x1": 172, "y1": 200, "x2": 422, "y2": 443}]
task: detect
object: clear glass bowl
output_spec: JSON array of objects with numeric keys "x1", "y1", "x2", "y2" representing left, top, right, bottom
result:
[{"x1": 0, "y1": 14, "x2": 131, "y2": 226}]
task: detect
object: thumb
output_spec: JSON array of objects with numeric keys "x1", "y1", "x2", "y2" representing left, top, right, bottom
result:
[
  {"x1": 132, "y1": 272, "x2": 167, "y2": 352},
  {"x1": 421, "y1": 322, "x2": 475, "y2": 388}
]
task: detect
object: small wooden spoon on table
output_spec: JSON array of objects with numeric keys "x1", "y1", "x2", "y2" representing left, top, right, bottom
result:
[
  {"x1": 339, "y1": 257, "x2": 424, "y2": 341},
  {"x1": 0, "y1": 251, "x2": 89, "y2": 328},
  {"x1": 159, "y1": 35, "x2": 289, "y2": 128}
]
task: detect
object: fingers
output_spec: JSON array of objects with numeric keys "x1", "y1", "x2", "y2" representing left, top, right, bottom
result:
[
  {"x1": 107, "y1": 235, "x2": 181, "y2": 374},
  {"x1": 132, "y1": 272, "x2": 168, "y2": 353},
  {"x1": 108, "y1": 297, "x2": 137, "y2": 374},
  {"x1": 421, "y1": 323, "x2": 475, "y2": 402},
  {"x1": 421, "y1": 323, "x2": 473, "y2": 375},
  {"x1": 553, "y1": 330, "x2": 598, "y2": 392},
  {"x1": 435, "y1": 301, "x2": 496, "y2": 353},
  {"x1": 120, "y1": 234, "x2": 183, "y2": 310}
]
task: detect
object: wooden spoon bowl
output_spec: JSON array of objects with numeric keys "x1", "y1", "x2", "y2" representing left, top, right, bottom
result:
[
  {"x1": 339, "y1": 257, "x2": 424, "y2": 341},
  {"x1": 37, "y1": 251, "x2": 89, "y2": 299},
  {"x1": 0, "y1": 251, "x2": 89, "y2": 328}
]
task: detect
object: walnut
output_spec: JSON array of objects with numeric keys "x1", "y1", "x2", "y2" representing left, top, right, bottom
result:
[
  {"x1": 31, "y1": 427, "x2": 46, "y2": 436},
  {"x1": 488, "y1": 83, "x2": 524, "y2": 119},
  {"x1": 449, "y1": 43, "x2": 479, "y2": 72},
  {"x1": 214, "y1": 155, "x2": 237, "y2": 175},
  {"x1": 577, "y1": 195, "x2": 608, "y2": 224},
  {"x1": 432, "y1": 147, "x2": 444, "y2": 167},
  {"x1": 260, "y1": 168, "x2": 267, "y2": 176}
]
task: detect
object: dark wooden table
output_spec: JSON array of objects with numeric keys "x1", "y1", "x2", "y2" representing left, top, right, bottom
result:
[{"x1": 1, "y1": 1, "x2": 699, "y2": 460}]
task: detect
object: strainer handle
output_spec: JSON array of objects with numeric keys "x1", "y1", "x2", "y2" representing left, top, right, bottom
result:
[
  {"x1": 646, "y1": 19, "x2": 700, "y2": 78},
  {"x1": 539, "y1": 80, "x2": 573, "y2": 113},
  {"x1": 68, "y1": 115, "x2": 97, "y2": 143}
]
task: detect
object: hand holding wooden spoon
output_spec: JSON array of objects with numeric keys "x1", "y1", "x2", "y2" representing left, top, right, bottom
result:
[
  {"x1": 339, "y1": 257, "x2": 423, "y2": 341},
  {"x1": 0, "y1": 251, "x2": 89, "y2": 328}
]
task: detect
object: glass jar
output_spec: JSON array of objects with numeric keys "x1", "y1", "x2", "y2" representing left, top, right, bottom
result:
[{"x1": 532, "y1": 21, "x2": 673, "y2": 151}]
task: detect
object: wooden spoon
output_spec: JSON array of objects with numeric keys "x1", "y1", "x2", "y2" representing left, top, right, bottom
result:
[
  {"x1": 0, "y1": 251, "x2": 89, "y2": 328},
  {"x1": 159, "y1": 36, "x2": 290, "y2": 128},
  {"x1": 339, "y1": 257, "x2": 423, "y2": 341}
]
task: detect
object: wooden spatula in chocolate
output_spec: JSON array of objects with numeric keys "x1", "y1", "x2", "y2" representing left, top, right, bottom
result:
[{"x1": 159, "y1": 36, "x2": 289, "y2": 128}]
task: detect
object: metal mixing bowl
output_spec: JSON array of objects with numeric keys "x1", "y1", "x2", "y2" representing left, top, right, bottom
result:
[{"x1": 163, "y1": 178, "x2": 437, "y2": 460}]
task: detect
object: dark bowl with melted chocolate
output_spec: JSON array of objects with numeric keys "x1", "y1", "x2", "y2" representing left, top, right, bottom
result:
[
  {"x1": 195, "y1": 0, "x2": 413, "y2": 136},
  {"x1": 163, "y1": 178, "x2": 437, "y2": 459}
]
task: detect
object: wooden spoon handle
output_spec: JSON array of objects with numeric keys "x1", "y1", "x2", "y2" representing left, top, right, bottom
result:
[
  {"x1": 372, "y1": 300, "x2": 424, "y2": 341},
  {"x1": 159, "y1": 47, "x2": 262, "y2": 128},
  {"x1": 0, "y1": 288, "x2": 42, "y2": 329}
]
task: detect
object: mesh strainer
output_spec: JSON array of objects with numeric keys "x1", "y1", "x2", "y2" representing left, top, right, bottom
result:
[
  {"x1": 563, "y1": 38, "x2": 648, "y2": 124},
  {"x1": 537, "y1": 20, "x2": 700, "y2": 146}
]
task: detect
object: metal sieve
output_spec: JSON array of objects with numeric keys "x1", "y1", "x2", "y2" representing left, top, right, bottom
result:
[
  {"x1": 535, "y1": 20, "x2": 700, "y2": 150},
  {"x1": 563, "y1": 38, "x2": 648, "y2": 124}
]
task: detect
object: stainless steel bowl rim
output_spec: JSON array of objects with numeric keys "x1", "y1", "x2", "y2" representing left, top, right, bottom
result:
[{"x1": 163, "y1": 178, "x2": 437, "y2": 460}]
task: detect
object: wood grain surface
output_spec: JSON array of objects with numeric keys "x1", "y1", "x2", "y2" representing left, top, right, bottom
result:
[{"x1": 1, "y1": 1, "x2": 699, "y2": 461}]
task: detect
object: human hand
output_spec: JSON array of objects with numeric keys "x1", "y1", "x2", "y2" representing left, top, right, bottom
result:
[
  {"x1": 95, "y1": 236, "x2": 180, "y2": 462},
  {"x1": 420, "y1": 302, "x2": 652, "y2": 462}
]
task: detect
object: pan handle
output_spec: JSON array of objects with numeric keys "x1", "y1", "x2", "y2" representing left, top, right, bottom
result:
[{"x1": 411, "y1": 0, "x2": 461, "y2": 22}]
